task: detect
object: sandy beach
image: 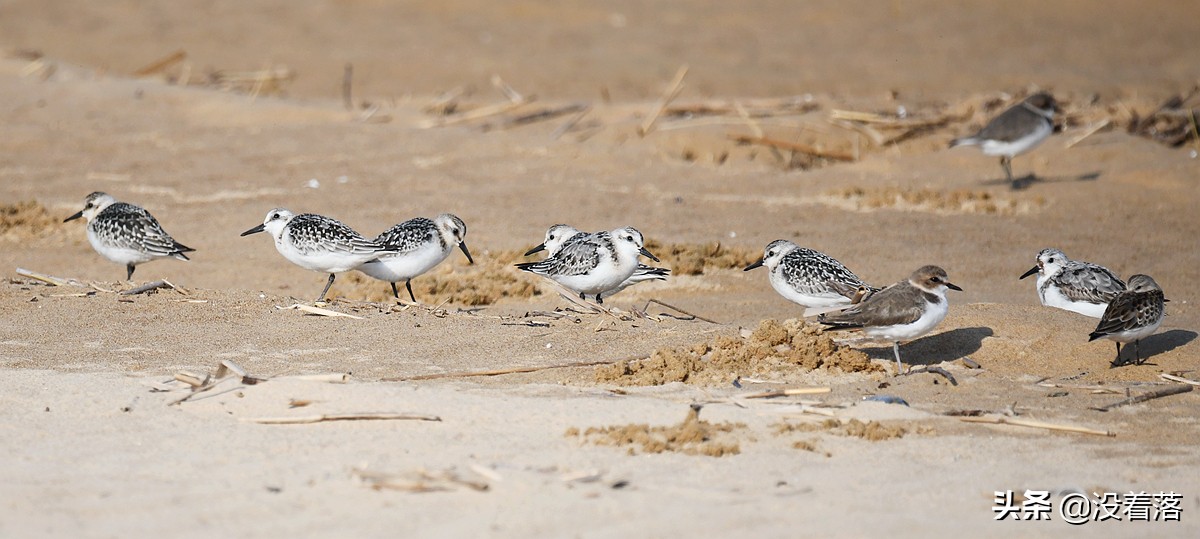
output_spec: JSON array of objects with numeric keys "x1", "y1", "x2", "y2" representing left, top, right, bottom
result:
[{"x1": 2, "y1": 1, "x2": 1199, "y2": 536}]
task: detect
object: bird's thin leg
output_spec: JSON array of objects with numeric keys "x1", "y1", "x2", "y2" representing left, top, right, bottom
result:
[
  {"x1": 892, "y1": 342, "x2": 905, "y2": 375},
  {"x1": 316, "y1": 273, "x2": 336, "y2": 303},
  {"x1": 390, "y1": 282, "x2": 399, "y2": 299},
  {"x1": 126, "y1": 264, "x2": 135, "y2": 281},
  {"x1": 1110, "y1": 342, "x2": 1123, "y2": 367},
  {"x1": 595, "y1": 293, "x2": 604, "y2": 304},
  {"x1": 405, "y1": 280, "x2": 416, "y2": 303},
  {"x1": 1134, "y1": 340, "x2": 1143, "y2": 365},
  {"x1": 1001, "y1": 156, "x2": 1014, "y2": 187}
]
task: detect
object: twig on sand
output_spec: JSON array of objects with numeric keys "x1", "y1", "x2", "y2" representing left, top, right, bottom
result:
[
  {"x1": 902, "y1": 365, "x2": 958, "y2": 386},
  {"x1": 959, "y1": 415, "x2": 1115, "y2": 437},
  {"x1": 1160, "y1": 373, "x2": 1200, "y2": 386},
  {"x1": 418, "y1": 98, "x2": 533, "y2": 129},
  {"x1": 15, "y1": 268, "x2": 85, "y2": 287},
  {"x1": 1036, "y1": 381, "x2": 1124, "y2": 394},
  {"x1": 1090, "y1": 385, "x2": 1194, "y2": 412},
  {"x1": 241, "y1": 412, "x2": 442, "y2": 424},
  {"x1": 638, "y1": 64, "x2": 689, "y2": 137},
  {"x1": 640, "y1": 298, "x2": 721, "y2": 325},
  {"x1": 277, "y1": 303, "x2": 364, "y2": 319},
  {"x1": 120, "y1": 279, "x2": 182, "y2": 296},
  {"x1": 551, "y1": 104, "x2": 592, "y2": 139},
  {"x1": 729, "y1": 135, "x2": 856, "y2": 161},
  {"x1": 382, "y1": 356, "x2": 646, "y2": 382},
  {"x1": 134, "y1": 50, "x2": 187, "y2": 77},
  {"x1": 741, "y1": 387, "x2": 832, "y2": 399}
]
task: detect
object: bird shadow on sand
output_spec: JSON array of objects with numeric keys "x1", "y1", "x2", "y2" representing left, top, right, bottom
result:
[
  {"x1": 981, "y1": 170, "x2": 1101, "y2": 190},
  {"x1": 855, "y1": 326, "x2": 994, "y2": 367},
  {"x1": 1111, "y1": 329, "x2": 1198, "y2": 366}
]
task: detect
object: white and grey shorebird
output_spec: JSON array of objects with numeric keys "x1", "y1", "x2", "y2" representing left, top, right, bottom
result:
[
  {"x1": 1088, "y1": 274, "x2": 1165, "y2": 366},
  {"x1": 819, "y1": 265, "x2": 962, "y2": 374},
  {"x1": 523, "y1": 224, "x2": 670, "y2": 300},
  {"x1": 356, "y1": 214, "x2": 474, "y2": 303},
  {"x1": 744, "y1": 240, "x2": 876, "y2": 314},
  {"x1": 241, "y1": 208, "x2": 397, "y2": 303},
  {"x1": 63, "y1": 191, "x2": 194, "y2": 280},
  {"x1": 1020, "y1": 248, "x2": 1125, "y2": 318},
  {"x1": 950, "y1": 92, "x2": 1058, "y2": 188},
  {"x1": 515, "y1": 226, "x2": 660, "y2": 304}
]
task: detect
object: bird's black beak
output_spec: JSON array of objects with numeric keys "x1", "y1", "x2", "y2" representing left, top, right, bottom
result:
[
  {"x1": 639, "y1": 247, "x2": 660, "y2": 263},
  {"x1": 743, "y1": 258, "x2": 764, "y2": 271},
  {"x1": 240, "y1": 224, "x2": 266, "y2": 237},
  {"x1": 523, "y1": 243, "x2": 546, "y2": 257},
  {"x1": 64, "y1": 210, "x2": 83, "y2": 223},
  {"x1": 946, "y1": 282, "x2": 963, "y2": 292},
  {"x1": 459, "y1": 242, "x2": 475, "y2": 265},
  {"x1": 1019, "y1": 266, "x2": 1039, "y2": 280}
]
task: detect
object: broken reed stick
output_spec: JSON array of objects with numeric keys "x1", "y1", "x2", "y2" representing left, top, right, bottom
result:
[
  {"x1": 741, "y1": 387, "x2": 832, "y2": 399},
  {"x1": 120, "y1": 279, "x2": 175, "y2": 296},
  {"x1": 1091, "y1": 385, "x2": 1193, "y2": 412},
  {"x1": 1064, "y1": 119, "x2": 1111, "y2": 149},
  {"x1": 417, "y1": 98, "x2": 532, "y2": 129},
  {"x1": 729, "y1": 135, "x2": 856, "y2": 161},
  {"x1": 1160, "y1": 373, "x2": 1200, "y2": 386},
  {"x1": 959, "y1": 415, "x2": 1115, "y2": 437},
  {"x1": 491, "y1": 74, "x2": 524, "y2": 104},
  {"x1": 382, "y1": 355, "x2": 648, "y2": 382},
  {"x1": 1036, "y1": 381, "x2": 1124, "y2": 394},
  {"x1": 638, "y1": 64, "x2": 689, "y2": 137},
  {"x1": 276, "y1": 303, "x2": 364, "y2": 319},
  {"x1": 241, "y1": 412, "x2": 442, "y2": 424},
  {"x1": 642, "y1": 299, "x2": 721, "y2": 325},
  {"x1": 134, "y1": 50, "x2": 187, "y2": 77},
  {"x1": 15, "y1": 268, "x2": 83, "y2": 287},
  {"x1": 499, "y1": 103, "x2": 588, "y2": 129},
  {"x1": 384, "y1": 357, "x2": 638, "y2": 381}
]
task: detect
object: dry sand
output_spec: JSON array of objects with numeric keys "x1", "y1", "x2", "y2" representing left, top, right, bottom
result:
[{"x1": 2, "y1": 1, "x2": 1199, "y2": 537}]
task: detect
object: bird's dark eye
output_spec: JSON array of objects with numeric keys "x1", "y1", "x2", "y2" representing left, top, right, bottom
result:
[
  {"x1": 271, "y1": 213, "x2": 280, "y2": 220},
  {"x1": 1048, "y1": 258, "x2": 1055, "y2": 264},
  {"x1": 85, "y1": 203, "x2": 92, "y2": 209}
]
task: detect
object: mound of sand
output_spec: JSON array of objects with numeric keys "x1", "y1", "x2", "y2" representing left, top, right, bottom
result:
[
  {"x1": 566, "y1": 406, "x2": 744, "y2": 457},
  {"x1": 596, "y1": 319, "x2": 880, "y2": 386},
  {"x1": 823, "y1": 186, "x2": 1044, "y2": 215},
  {"x1": 645, "y1": 241, "x2": 760, "y2": 275},
  {"x1": 775, "y1": 418, "x2": 909, "y2": 442},
  {"x1": 1, "y1": 200, "x2": 66, "y2": 242},
  {"x1": 333, "y1": 259, "x2": 543, "y2": 306}
]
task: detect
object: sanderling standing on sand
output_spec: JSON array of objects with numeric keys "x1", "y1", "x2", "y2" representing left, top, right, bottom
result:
[
  {"x1": 1088, "y1": 274, "x2": 1165, "y2": 366},
  {"x1": 1019, "y1": 248, "x2": 1125, "y2": 318},
  {"x1": 524, "y1": 224, "x2": 670, "y2": 300},
  {"x1": 515, "y1": 226, "x2": 659, "y2": 304},
  {"x1": 63, "y1": 191, "x2": 194, "y2": 280},
  {"x1": 356, "y1": 213, "x2": 473, "y2": 302},
  {"x1": 241, "y1": 208, "x2": 395, "y2": 303},
  {"x1": 950, "y1": 92, "x2": 1057, "y2": 188},
  {"x1": 744, "y1": 240, "x2": 875, "y2": 312},
  {"x1": 819, "y1": 265, "x2": 962, "y2": 374}
]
